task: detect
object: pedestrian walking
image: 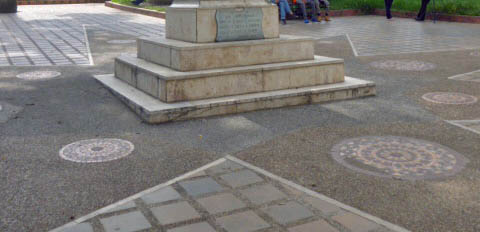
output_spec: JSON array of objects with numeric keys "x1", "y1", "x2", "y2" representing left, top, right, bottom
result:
[
  {"x1": 384, "y1": 0, "x2": 394, "y2": 19},
  {"x1": 416, "y1": 0, "x2": 431, "y2": 21}
]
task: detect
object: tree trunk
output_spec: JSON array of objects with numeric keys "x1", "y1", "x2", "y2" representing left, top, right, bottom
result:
[{"x1": 0, "y1": 0, "x2": 17, "y2": 13}]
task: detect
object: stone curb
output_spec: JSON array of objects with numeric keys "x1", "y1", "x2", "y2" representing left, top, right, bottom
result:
[
  {"x1": 17, "y1": 0, "x2": 104, "y2": 5},
  {"x1": 105, "y1": 1, "x2": 165, "y2": 19}
]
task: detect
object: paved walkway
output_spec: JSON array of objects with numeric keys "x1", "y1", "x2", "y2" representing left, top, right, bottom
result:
[
  {"x1": 1, "y1": 4, "x2": 480, "y2": 232},
  {"x1": 53, "y1": 157, "x2": 406, "y2": 232}
]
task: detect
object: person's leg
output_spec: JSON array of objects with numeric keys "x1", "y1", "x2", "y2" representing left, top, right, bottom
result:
[
  {"x1": 310, "y1": 0, "x2": 319, "y2": 22},
  {"x1": 297, "y1": 1, "x2": 309, "y2": 23},
  {"x1": 279, "y1": 0, "x2": 291, "y2": 24},
  {"x1": 385, "y1": 0, "x2": 393, "y2": 19},
  {"x1": 322, "y1": 0, "x2": 331, "y2": 21},
  {"x1": 416, "y1": 0, "x2": 431, "y2": 21}
]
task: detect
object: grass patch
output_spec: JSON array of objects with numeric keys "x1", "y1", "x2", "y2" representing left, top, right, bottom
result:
[
  {"x1": 111, "y1": 0, "x2": 166, "y2": 12},
  {"x1": 330, "y1": 0, "x2": 480, "y2": 16}
]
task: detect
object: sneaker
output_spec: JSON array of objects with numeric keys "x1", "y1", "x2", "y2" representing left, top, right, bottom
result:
[
  {"x1": 281, "y1": 19, "x2": 287, "y2": 25},
  {"x1": 311, "y1": 18, "x2": 319, "y2": 23},
  {"x1": 325, "y1": 16, "x2": 331, "y2": 21},
  {"x1": 317, "y1": 16, "x2": 323, "y2": 22},
  {"x1": 304, "y1": 19, "x2": 310, "y2": 24}
]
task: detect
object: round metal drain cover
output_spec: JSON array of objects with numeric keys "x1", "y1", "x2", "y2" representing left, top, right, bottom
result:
[
  {"x1": 422, "y1": 92, "x2": 478, "y2": 105},
  {"x1": 331, "y1": 136, "x2": 468, "y2": 180},
  {"x1": 60, "y1": 138, "x2": 134, "y2": 163},
  {"x1": 107, "y1": 39, "x2": 136, "y2": 44},
  {"x1": 17, "y1": 71, "x2": 61, "y2": 80},
  {"x1": 370, "y1": 60, "x2": 436, "y2": 71}
]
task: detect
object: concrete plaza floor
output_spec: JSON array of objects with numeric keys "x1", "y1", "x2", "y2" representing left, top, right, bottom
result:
[{"x1": 1, "y1": 4, "x2": 480, "y2": 232}]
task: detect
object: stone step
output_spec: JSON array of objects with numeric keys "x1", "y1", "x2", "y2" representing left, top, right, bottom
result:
[
  {"x1": 137, "y1": 35, "x2": 315, "y2": 71},
  {"x1": 115, "y1": 55, "x2": 345, "y2": 103},
  {"x1": 95, "y1": 74, "x2": 375, "y2": 124}
]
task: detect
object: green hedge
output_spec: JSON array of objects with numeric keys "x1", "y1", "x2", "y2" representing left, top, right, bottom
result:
[{"x1": 330, "y1": 0, "x2": 480, "y2": 16}]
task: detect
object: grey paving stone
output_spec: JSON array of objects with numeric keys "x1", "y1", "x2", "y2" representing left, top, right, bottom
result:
[
  {"x1": 61, "y1": 223, "x2": 94, "y2": 232},
  {"x1": 303, "y1": 196, "x2": 341, "y2": 215},
  {"x1": 151, "y1": 201, "x2": 201, "y2": 225},
  {"x1": 239, "y1": 184, "x2": 287, "y2": 205},
  {"x1": 167, "y1": 222, "x2": 216, "y2": 232},
  {"x1": 106, "y1": 201, "x2": 136, "y2": 213},
  {"x1": 219, "y1": 169, "x2": 264, "y2": 188},
  {"x1": 332, "y1": 212, "x2": 380, "y2": 232},
  {"x1": 100, "y1": 211, "x2": 151, "y2": 232},
  {"x1": 197, "y1": 193, "x2": 246, "y2": 214},
  {"x1": 217, "y1": 211, "x2": 270, "y2": 232},
  {"x1": 288, "y1": 220, "x2": 339, "y2": 232},
  {"x1": 207, "y1": 161, "x2": 244, "y2": 174},
  {"x1": 179, "y1": 177, "x2": 224, "y2": 197},
  {"x1": 141, "y1": 186, "x2": 182, "y2": 205},
  {"x1": 262, "y1": 201, "x2": 314, "y2": 225}
]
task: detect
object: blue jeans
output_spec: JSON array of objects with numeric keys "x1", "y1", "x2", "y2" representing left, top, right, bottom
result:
[
  {"x1": 297, "y1": 0, "x2": 318, "y2": 19},
  {"x1": 272, "y1": 0, "x2": 292, "y2": 20}
]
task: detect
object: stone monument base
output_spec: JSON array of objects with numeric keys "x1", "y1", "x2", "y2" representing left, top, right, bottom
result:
[{"x1": 95, "y1": 74, "x2": 374, "y2": 123}]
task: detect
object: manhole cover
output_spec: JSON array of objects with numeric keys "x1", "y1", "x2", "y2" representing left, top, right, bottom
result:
[
  {"x1": 370, "y1": 60, "x2": 436, "y2": 71},
  {"x1": 107, "y1": 40, "x2": 136, "y2": 44},
  {"x1": 59, "y1": 138, "x2": 134, "y2": 163},
  {"x1": 470, "y1": 51, "x2": 480, "y2": 57},
  {"x1": 17, "y1": 71, "x2": 61, "y2": 80},
  {"x1": 331, "y1": 136, "x2": 468, "y2": 180},
  {"x1": 422, "y1": 92, "x2": 478, "y2": 105}
]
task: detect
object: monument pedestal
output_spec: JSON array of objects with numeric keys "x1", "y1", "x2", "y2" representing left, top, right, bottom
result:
[{"x1": 94, "y1": 0, "x2": 375, "y2": 123}]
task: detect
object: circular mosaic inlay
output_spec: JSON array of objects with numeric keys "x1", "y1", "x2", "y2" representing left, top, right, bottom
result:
[
  {"x1": 370, "y1": 60, "x2": 436, "y2": 71},
  {"x1": 331, "y1": 136, "x2": 468, "y2": 180},
  {"x1": 470, "y1": 51, "x2": 480, "y2": 57},
  {"x1": 16, "y1": 71, "x2": 61, "y2": 80},
  {"x1": 422, "y1": 92, "x2": 478, "y2": 105},
  {"x1": 59, "y1": 139, "x2": 134, "y2": 163},
  {"x1": 107, "y1": 39, "x2": 136, "y2": 44}
]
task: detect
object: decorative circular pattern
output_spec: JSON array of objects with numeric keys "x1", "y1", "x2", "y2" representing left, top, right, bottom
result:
[
  {"x1": 370, "y1": 60, "x2": 436, "y2": 71},
  {"x1": 107, "y1": 39, "x2": 136, "y2": 44},
  {"x1": 470, "y1": 51, "x2": 480, "y2": 57},
  {"x1": 331, "y1": 136, "x2": 468, "y2": 180},
  {"x1": 16, "y1": 71, "x2": 61, "y2": 80},
  {"x1": 59, "y1": 138, "x2": 134, "y2": 163},
  {"x1": 422, "y1": 92, "x2": 478, "y2": 105}
]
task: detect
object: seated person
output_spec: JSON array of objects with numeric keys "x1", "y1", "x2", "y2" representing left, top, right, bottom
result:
[
  {"x1": 295, "y1": 0, "x2": 319, "y2": 24},
  {"x1": 316, "y1": 0, "x2": 331, "y2": 21},
  {"x1": 272, "y1": 0, "x2": 294, "y2": 25}
]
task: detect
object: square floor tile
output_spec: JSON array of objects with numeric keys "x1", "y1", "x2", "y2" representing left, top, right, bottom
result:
[
  {"x1": 197, "y1": 193, "x2": 246, "y2": 214},
  {"x1": 288, "y1": 220, "x2": 339, "y2": 232},
  {"x1": 151, "y1": 201, "x2": 200, "y2": 225},
  {"x1": 61, "y1": 223, "x2": 93, "y2": 232},
  {"x1": 105, "y1": 201, "x2": 136, "y2": 213},
  {"x1": 220, "y1": 170, "x2": 264, "y2": 188},
  {"x1": 141, "y1": 186, "x2": 181, "y2": 205},
  {"x1": 303, "y1": 196, "x2": 341, "y2": 215},
  {"x1": 167, "y1": 222, "x2": 216, "y2": 232},
  {"x1": 100, "y1": 211, "x2": 151, "y2": 232},
  {"x1": 262, "y1": 201, "x2": 314, "y2": 225},
  {"x1": 179, "y1": 177, "x2": 224, "y2": 197},
  {"x1": 217, "y1": 211, "x2": 270, "y2": 232},
  {"x1": 332, "y1": 213, "x2": 380, "y2": 232},
  {"x1": 239, "y1": 184, "x2": 287, "y2": 205}
]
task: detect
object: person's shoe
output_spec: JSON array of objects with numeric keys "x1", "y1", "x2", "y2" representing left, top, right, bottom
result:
[
  {"x1": 311, "y1": 18, "x2": 319, "y2": 23},
  {"x1": 317, "y1": 16, "x2": 323, "y2": 22},
  {"x1": 325, "y1": 16, "x2": 331, "y2": 21},
  {"x1": 304, "y1": 19, "x2": 310, "y2": 24},
  {"x1": 281, "y1": 19, "x2": 287, "y2": 25}
]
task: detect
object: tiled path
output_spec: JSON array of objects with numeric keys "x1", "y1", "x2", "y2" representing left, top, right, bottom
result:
[
  {"x1": 3, "y1": 5, "x2": 480, "y2": 66},
  {"x1": 52, "y1": 157, "x2": 407, "y2": 232},
  {"x1": 0, "y1": 4, "x2": 164, "y2": 66},
  {"x1": 280, "y1": 17, "x2": 480, "y2": 56}
]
